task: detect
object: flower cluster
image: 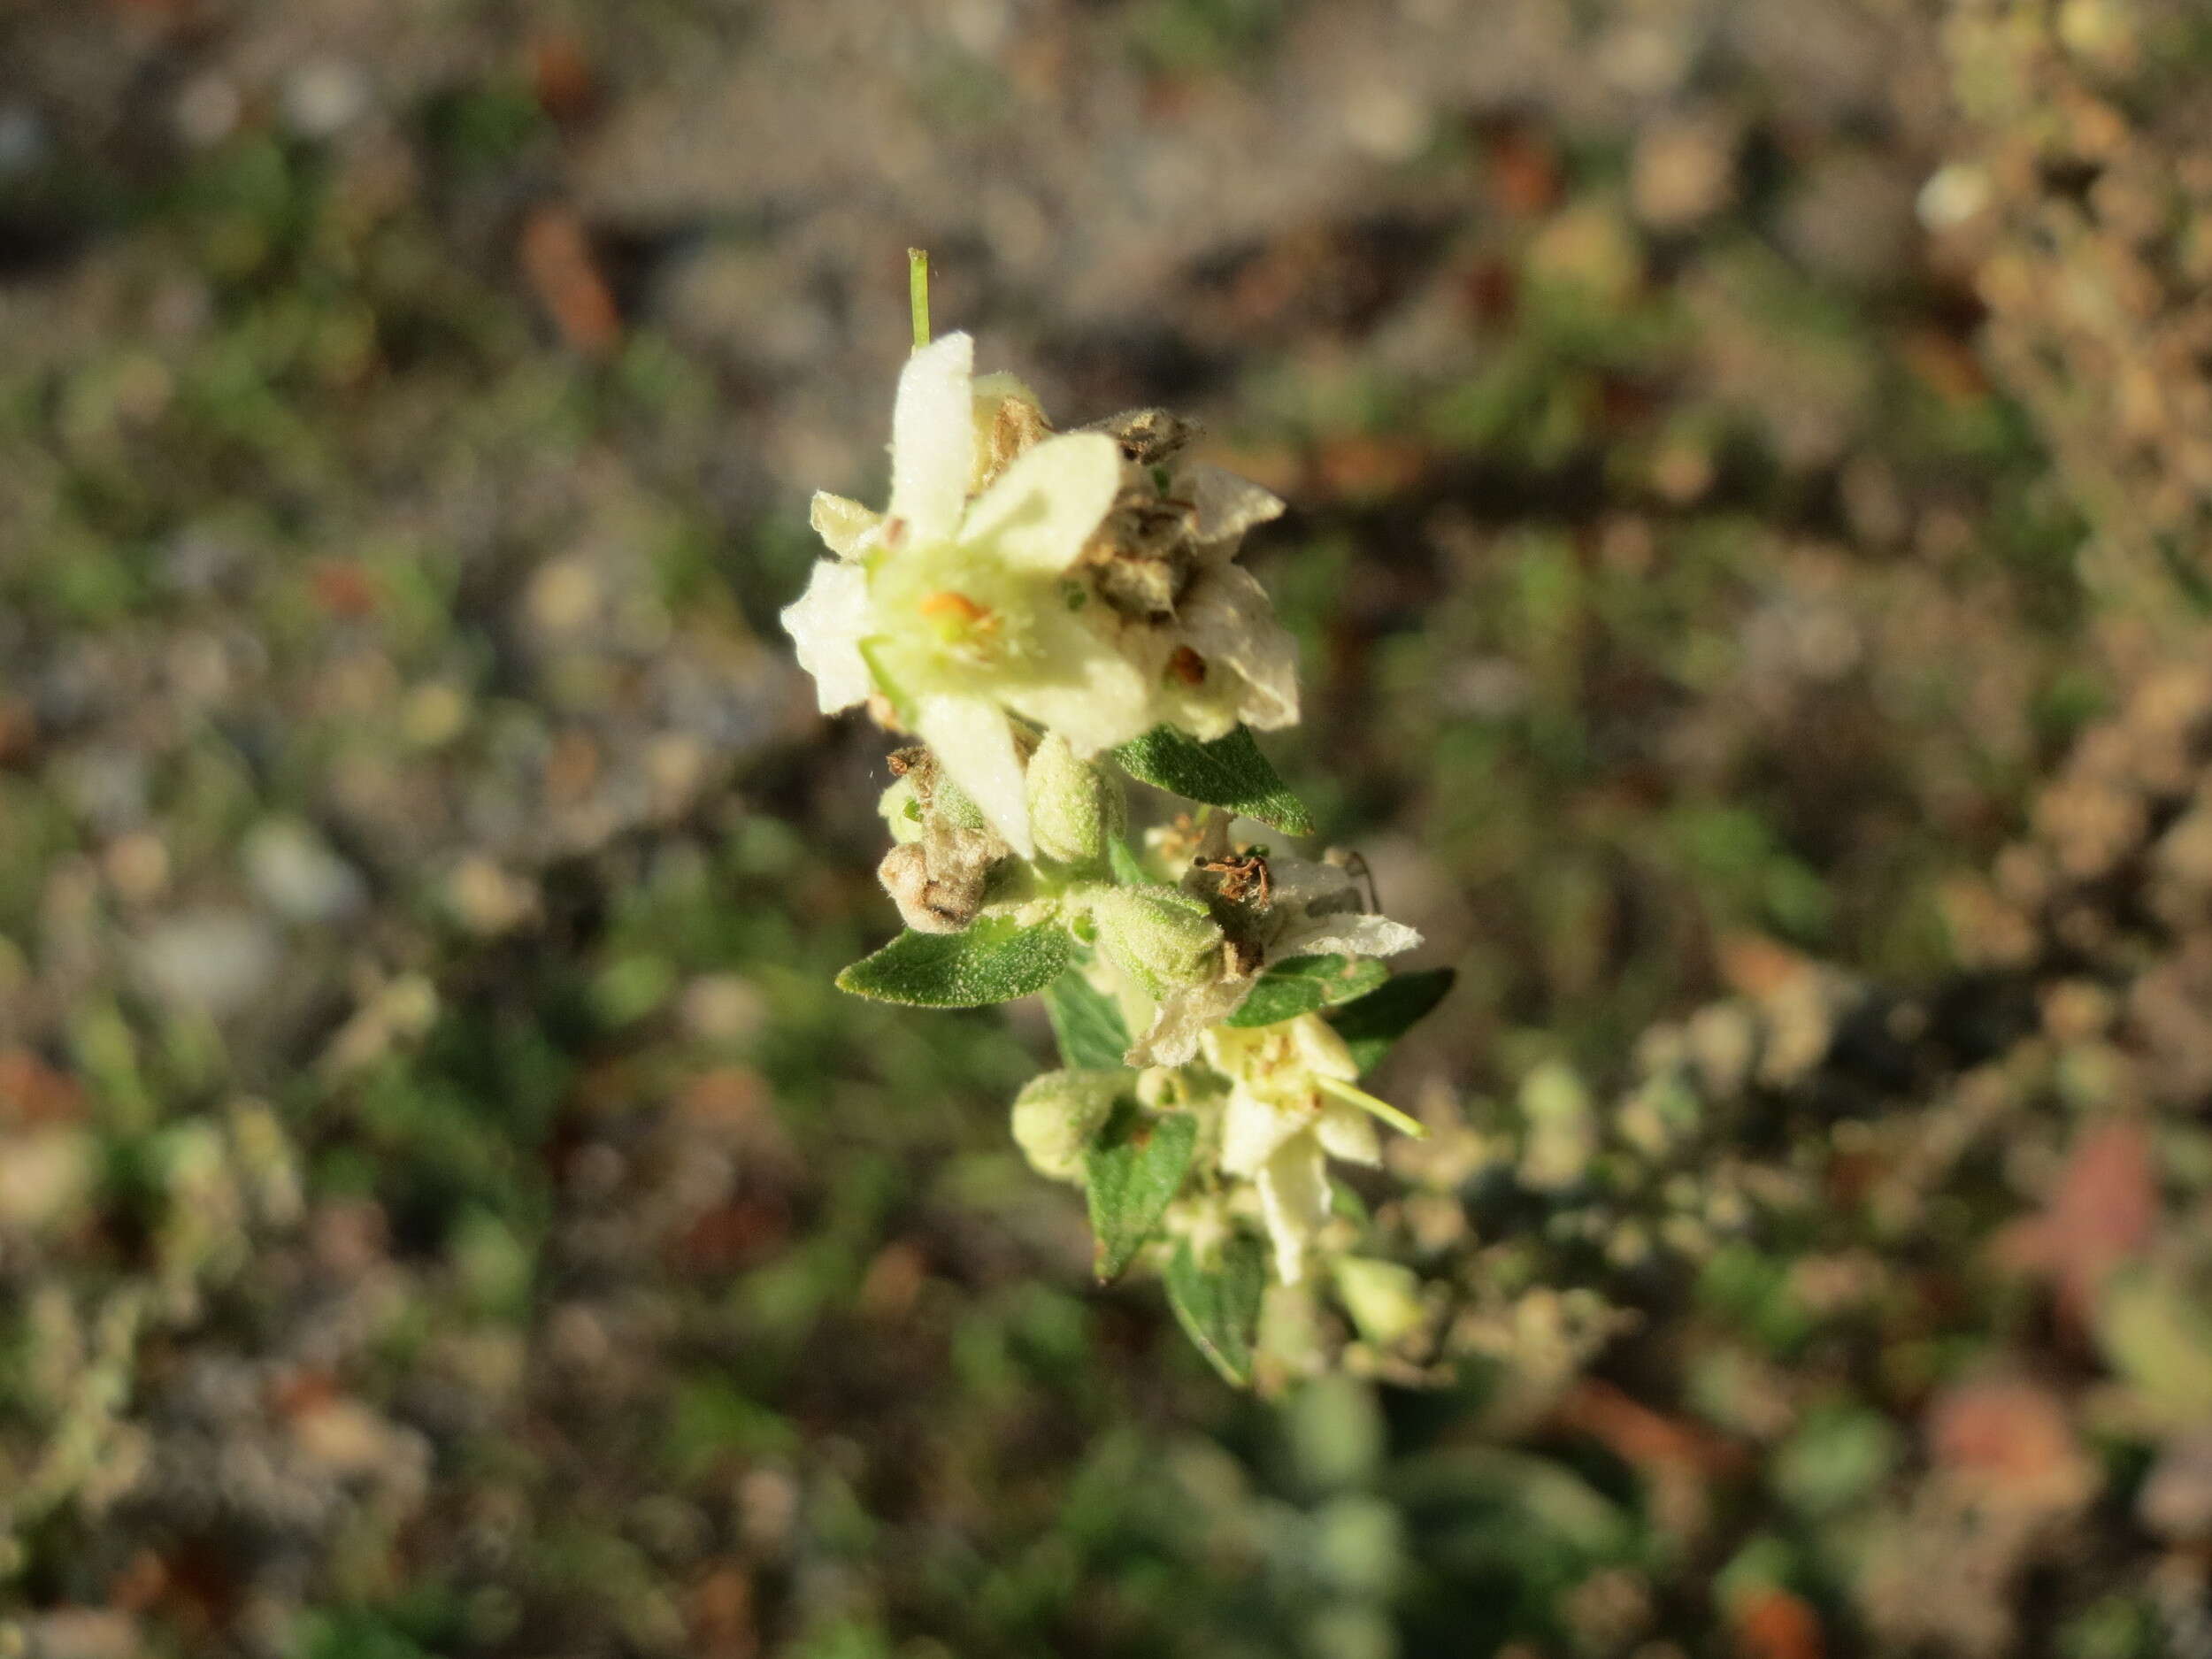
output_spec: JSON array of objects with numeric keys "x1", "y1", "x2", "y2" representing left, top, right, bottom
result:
[
  {"x1": 783, "y1": 273, "x2": 1448, "y2": 1385},
  {"x1": 784, "y1": 329, "x2": 1297, "y2": 859}
]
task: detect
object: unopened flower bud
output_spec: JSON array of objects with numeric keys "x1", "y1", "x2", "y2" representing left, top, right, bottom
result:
[
  {"x1": 929, "y1": 768, "x2": 993, "y2": 837},
  {"x1": 1011, "y1": 1069, "x2": 1126, "y2": 1181},
  {"x1": 879, "y1": 776, "x2": 926, "y2": 845},
  {"x1": 1025, "y1": 733, "x2": 1123, "y2": 869},
  {"x1": 1333, "y1": 1257, "x2": 1427, "y2": 1348},
  {"x1": 1087, "y1": 886, "x2": 1225, "y2": 997}
]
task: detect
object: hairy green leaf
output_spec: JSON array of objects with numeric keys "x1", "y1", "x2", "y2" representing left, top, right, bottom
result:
[
  {"x1": 1329, "y1": 967, "x2": 1456, "y2": 1073},
  {"x1": 1043, "y1": 972, "x2": 1133, "y2": 1070},
  {"x1": 835, "y1": 916, "x2": 1071, "y2": 1008},
  {"x1": 1111, "y1": 725, "x2": 1315, "y2": 835},
  {"x1": 1084, "y1": 1101, "x2": 1197, "y2": 1281},
  {"x1": 1107, "y1": 837, "x2": 1153, "y2": 887},
  {"x1": 1225, "y1": 953, "x2": 1391, "y2": 1028},
  {"x1": 1165, "y1": 1232, "x2": 1266, "y2": 1386}
]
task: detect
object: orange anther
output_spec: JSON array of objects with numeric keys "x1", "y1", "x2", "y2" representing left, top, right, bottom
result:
[{"x1": 919, "y1": 591, "x2": 992, "y2": 626}]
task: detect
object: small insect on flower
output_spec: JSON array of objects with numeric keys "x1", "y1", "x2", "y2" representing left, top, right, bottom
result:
[{"x1": 1194, "y1": 851, "x2": 1271, "y2": 908}]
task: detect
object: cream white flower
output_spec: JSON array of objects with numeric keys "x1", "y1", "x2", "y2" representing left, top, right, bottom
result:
[
  {"x1": 1202, "y1": 1015, "x2": 1384, "y2": 1285},
  {"x1": 783, "y1": 334, "x2": 1304, "y2": 860},
  {"x1": 781, "y1": 332, "x2": 1143, "y2": 857},
  {"x1": 1127, "y1": 850, "x2": 1423, "y2": 1067},
  {"x1": 1082, "y1": 460, "x2": 1301, "y2": 740}
]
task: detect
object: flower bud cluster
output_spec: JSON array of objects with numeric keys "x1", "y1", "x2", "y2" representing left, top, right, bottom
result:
[{"x1": 785, "y1": 296, "x2": 1440, "y2": 1379}]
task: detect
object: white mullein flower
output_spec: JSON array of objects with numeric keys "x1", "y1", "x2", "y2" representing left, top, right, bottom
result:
[
  {"x1": 783, "y1": 334, "x2": 1302, "y2": 862},
  {"x1": 781, "y1": 332, "x2": 1138, "y2": 857},
  {"x1": 1202, "y1": 1014, "x2": 1388, "y2": 1285}
]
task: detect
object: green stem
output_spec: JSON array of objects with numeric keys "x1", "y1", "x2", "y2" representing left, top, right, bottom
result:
[
  {"x1": 909, "y1": 248, "x2": 931, "y2": 349},
  {"x1": 1316, "y1": 1073, "x2": 1428, "y2": 1140}
]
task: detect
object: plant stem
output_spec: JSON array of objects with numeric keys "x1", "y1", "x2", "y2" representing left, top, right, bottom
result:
[{"x1": 909, "y1": 248, "x2": 931, "y2": 349}]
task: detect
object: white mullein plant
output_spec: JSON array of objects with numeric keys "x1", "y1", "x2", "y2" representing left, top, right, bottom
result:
[{"x1": 782, "y1": 255, "x2": 1452, "y2": 1386}]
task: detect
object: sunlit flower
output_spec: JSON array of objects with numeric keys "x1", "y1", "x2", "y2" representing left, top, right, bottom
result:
[
  {"x1": 784, "y1": 334, "x2": 1302, "y2": 860},
  {"x1": 782, "y1": 331, "x2": 1136, "y2": 856},
  {"x1": 1202, "y1": 1015, "x2": 1394, "y2": 1284}
]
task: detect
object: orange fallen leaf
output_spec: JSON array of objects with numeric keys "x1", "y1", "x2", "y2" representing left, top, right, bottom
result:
[
  {"x1": 529, "y1": 32, "x2": 598, "y2": 122},
  {"x1": 1733, "y1": 1588, "x2": 1824, "y2": 1659},
  {"x1": 520, "y1": 205, "x2": 620, "y2": 357},
  {"x1": 1997, "y1": 1116, "x2": 2156, "y2": 1327}
]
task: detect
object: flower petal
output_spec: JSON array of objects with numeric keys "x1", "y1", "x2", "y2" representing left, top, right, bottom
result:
[
  {"x1": 1315, "y1": 1098, "x2": 1381, "y2": 1166},
  {"x1": 1281, "y1": 911, "x2": 1423, "y2": 964},
  {"x1": 1265, "y1": 856, "x2": 1363, "y2": 912},
  {"x1": 780, "y1": 559, "x2": 873, "y2": 714},
  {"x1": 1186, "y1": 462, "x2": 1285, "y2": 550},
  {"x1": 916, "y1": 691, "x2": 1033, "y2": 857},
  {"x1": 888, "y1": 332, "x2": 976, "y2": 543},
  {"x1": 1001, "y1": 618, "x2": 1159, "y2": 755},
  {"x1": 1289, "y1": 1013, "x2": 1361, "y2": 1084},
  {"x1": 1176, "y1": 565, "x2": 1300, "y2": 731},
  {"x1": 963, "y1": 430, "x2": 1123, "y2": 576},
  {"x1": 1264, "y1": 858, "x2": 1423, "y2": 963},
  {"x1": 810, "y1": 491, "x2": 883, "y2": 559},
  {"x1": 1125, "y1": 972, "x2": 1253, "y2": 1068},
  {"x1": 1221, "y1": 1081, "x2": 1308, "y2": 1177},
  {"x1": 1256, "y1": 1136, "x2": 1331, "y2": 1285}
]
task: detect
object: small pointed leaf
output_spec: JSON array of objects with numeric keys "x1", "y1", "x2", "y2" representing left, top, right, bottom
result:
[
  {"x1": 1084, "y1": 1100, "x2": 1197, "y2": 1281},
  {"x1": 1107, "y1": 837, "x2": 1153, "y2": 887},
  {"x1": 1329, "y1": 968, "x2": 1456, "y2": 1073},
  {"x1": 1165, "y1": 1232, "x2": 1267, "y2": 1387},
  {"x1": 1043, "y1": 972, "x2": 1133, "y2": 1071},
  {"x1": 1111, "y1": 725, "x2": 1315, "y2": 835},
  {"x1": 1226, "y1": 954, "x2": 1391, "y2": 1028},
  {"x1": 836, "y1": 916, "x2": 1071, "y2": 1008}
]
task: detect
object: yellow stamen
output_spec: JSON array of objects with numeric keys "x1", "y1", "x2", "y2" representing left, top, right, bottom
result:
[
  {"x1": 1316, "y1": 1074, "x2": 1427, "y2": 1139},
  {"x1": 918, "y1": 590, "x2": 991, "y2": 626}
]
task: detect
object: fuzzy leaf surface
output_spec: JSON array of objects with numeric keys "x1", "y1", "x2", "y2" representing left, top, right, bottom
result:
[
  {"x1": 835, "y1": 917, "x2": 1071, "y2": 1008},
  {"x1": 1112, "y1": 725, "x2": 1315, "y2": 835},
  {"x1": 1225, "y1": 954, "x2": 1391, "y2": 1028},
  {"x1": 1043, "y1": 972, "x2": 1133, "y2": 1070},
  {"x1": 1084, "y1": 1101, "x2": 1197, "y2": 1281},
  {"x1": 1165, "y1": 1233, "x2": 1266, "y2": 1386}
]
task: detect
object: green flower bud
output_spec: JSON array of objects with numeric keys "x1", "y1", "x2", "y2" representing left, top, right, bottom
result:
[
  {"x1": 1011, "y1": 1069, "x2": 1127, "y2": 1181},
  {"x1": 928, "y1": 769, "x2": 989, "y2": 835},
  {"x1": 1332, "y1": 1257, "x2": 1427, "y2": 1348},
  {"x1": 1025, "y1": 733, "x2": 1124, "y2": 869},
  {"x1": 879, "y1": 776, "x2": 926, "y2": 845},
  {"x1": 1087, "y1": 885, "x2": 1225, "y2": 997}
]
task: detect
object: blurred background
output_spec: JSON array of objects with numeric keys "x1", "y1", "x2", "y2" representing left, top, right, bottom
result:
[{"x1": 5, "y1": 0, "x2": 2212, "y2": 1655}]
